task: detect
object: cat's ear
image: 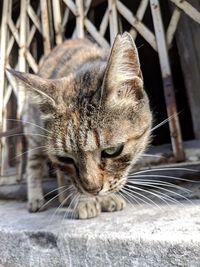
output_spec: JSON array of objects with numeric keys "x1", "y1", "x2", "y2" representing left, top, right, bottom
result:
[
  {"x1": 103, "y1": 32, "x2": 144, "y2": 106},
  {"x1": 6, "y1": 69, "x2": 60, "y2": 107}
]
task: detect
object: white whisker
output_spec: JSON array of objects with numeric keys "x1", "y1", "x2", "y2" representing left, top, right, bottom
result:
[
  {"x1": 14, "y1": 146, "x2": 48, "y2": 159},
  {"x1": 141, "y1": 153, "x2": 165, "y2": 158},
  {"x1": 150, "y1": 189, "x2": 185, "y2": 206},
  {"x1": 127, "y1": 179, "x2": 191, "y2": 193},
  {"x1": 128, "y1": 174, "x2": 199, "y2": 183},
  {"x1": 6, "y1": 118, "x2": 52, "y2": 133},
  {"x1": 151, "y1": 113, "x2": 180, "y2": 132},
  {"x1": 123, "y1": 186, "x2": 161, "y2": 209},
  {"x1": 125, "y1": 183, "x2": 193, "y2": 204},
  {"x1": 130, "y1": 167, "x2": 198, "y2": 176},
  {"x1": 38, "y1": 186, "x2": 73, "y2": 212}
]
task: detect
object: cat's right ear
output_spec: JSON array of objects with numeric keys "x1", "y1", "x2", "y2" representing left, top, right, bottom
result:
[
  {"x1": 102, "y1": 32, "x2": 144, "y2": 107},
  {"x1": 6, "y1": 69, "x2": 60, "y2": 107}
]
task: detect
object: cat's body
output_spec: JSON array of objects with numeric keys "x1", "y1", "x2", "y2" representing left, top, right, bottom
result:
[{"x1": 9, "y1": 33, "x2": 152, "y2": 219}]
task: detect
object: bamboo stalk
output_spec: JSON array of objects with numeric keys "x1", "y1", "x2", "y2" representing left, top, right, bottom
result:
[
  {"x1": 40, "y1": 0, "x2": 51, "y2": 54},
  {"x1": 108, "y1": 0, "x2": 118, "y2": 44},
  {"x1": 0, "y1": 0, "x2": 10, "y2": 176},
  {"x1": 52, "y1": 0, "x2": 62, "y2": 45},
  {"x1": 76, "y1": 0, "x2": 84, "y2": 38},
  {"x1": 0, "y1": 1, "x2": 9, "y2": 129},
  {"x1": 27, "y1": 7, "x2": 41, "y2": 47},
  {"x1": 150, "y1": 0, "x2": 185, "y2": 161},
  {"x1": 18, "y1": 0, "x2": 27, "y2": 114},
  {"x1": 84, "y1": 18, "x2": 110, "y2": 48},
  {"x1": 63, "y1": 0, "x2": 77, "y2": 15},
  {"x1": 26, "y1": 51, "x2": 38, "y2": 73},
  {"x1": 116, "y1": 0, "x2": 157, "y2": 51},
  {"x1": 130, "y1": 0, "x2": 148, "y2": 40},
  {"x1": 27, "y1": 5, "x2": 42, "y2": 33},
  {"x1": 166, "y1": 7, "x2": 181, "y2": 48},
  {"x1": 6, "y1": 18, "x2": 20, "y2": 57},
  {"x1": 170, "y1": 0, "x2": 200, "y2": 24},
  {"x1": 99, "y1": 8, "x2": 109, "y2": 36}
]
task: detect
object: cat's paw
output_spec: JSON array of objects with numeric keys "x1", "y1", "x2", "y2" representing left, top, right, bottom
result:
[
  {"x1": 99, "y1": 194, "x2": 126, "y2": 212},
  {"x1": 28, "y1": 197, "x2": 45, "y2": 213},
  {"x1": 75, "y1": 198, "x2": 101, "y2": 219}
]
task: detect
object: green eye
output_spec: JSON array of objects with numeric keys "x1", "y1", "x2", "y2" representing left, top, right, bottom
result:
[{"x1": 101, "y1": 144, "x2": 124, "y2": 158}]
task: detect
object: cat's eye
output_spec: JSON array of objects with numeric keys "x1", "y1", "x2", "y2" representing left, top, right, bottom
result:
[
  {"x1": 101, "y1": 144, "x2": 124, "y2": 158},
  {"x1": 57, "y1": 156, "x2": 75, "y2": 165}
]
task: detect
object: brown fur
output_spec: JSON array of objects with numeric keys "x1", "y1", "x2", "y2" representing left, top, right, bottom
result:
[{"x1": 8, "y1": 32, "x2": 152, "y2": 219}]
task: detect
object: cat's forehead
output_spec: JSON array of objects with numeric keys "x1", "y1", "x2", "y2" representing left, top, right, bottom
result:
[{"x1": 64, "y1": 117, "x2": 141, "y2": 152}]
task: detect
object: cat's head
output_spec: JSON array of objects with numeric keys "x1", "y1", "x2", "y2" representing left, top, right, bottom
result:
[{"x1": 8, "y1": 32, "x2": 152, "y2": 196}]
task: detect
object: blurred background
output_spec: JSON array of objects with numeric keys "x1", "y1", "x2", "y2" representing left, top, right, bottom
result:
[{"x1": 0, "y1": 0, "x2": 200, "y2": 189}]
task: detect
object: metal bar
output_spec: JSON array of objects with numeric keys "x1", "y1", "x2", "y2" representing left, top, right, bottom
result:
[{"x1": 150, "y1": 0, "x2": 185, "y2": 161}]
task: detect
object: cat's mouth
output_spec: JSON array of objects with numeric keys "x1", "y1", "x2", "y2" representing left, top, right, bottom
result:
[{"x1": 79, "y1": 184, "x2": 104, "y2": 196}]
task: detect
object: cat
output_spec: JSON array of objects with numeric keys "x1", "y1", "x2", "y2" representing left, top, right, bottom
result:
[{"x1": 7, "y1": 32, "x2": 152, "y2": 219}]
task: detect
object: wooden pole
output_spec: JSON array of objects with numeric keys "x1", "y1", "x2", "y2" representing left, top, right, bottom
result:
[
  {"x1": 52, "y1": 0, "x2": 63, "y2": 45},
  {"x1": 108, "y1": 0, "x2": 118, "y2": 44},
  {"x1": 76, "y1": 0, "x2": 84, "y2": 38},
  {"x1": 40, "y1": 0, "x2": 51, "y2": 55},
  {"x1": 0, "y1": 0, "x2": 10, "y2": 176},
  {"x1": 150, "y1": 0, "x2": 185, "y2": 161}
]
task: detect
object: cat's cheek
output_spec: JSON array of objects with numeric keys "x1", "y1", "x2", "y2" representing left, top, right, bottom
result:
[{"x1": 53, "y1": 162, "x2": 75, "y2": 175}]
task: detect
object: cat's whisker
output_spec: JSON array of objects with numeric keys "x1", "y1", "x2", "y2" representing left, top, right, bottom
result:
[
  {"x1": 130, "y1": 167, "x2": 199, "y2": 176},
  {"x1": 128, "y1": 180, "x2": 190, "y2": 196},
  {"x1": 3, "y1": 133, "x2": 49, "y2": 139},
  {"x1": 128, "y1": 174, "x2": 199, "y2": 184},
  {"x1": 151, "y1": 113, "x2": 180, "y2": 132},
  {"x1": 149, "y1": 189, "x2": 186, "y2": 207},
  {"x1": 123, "y1": 186, "x2": 162, "y2": 209},
  {"x1": 70, "y1": 193, "x2": 80, "y2": 220},
  {"x1": 38, "y1": 185, "x2": 68, "y2": 203},
  {"x1": 13, "y1": 145, "x2": 48, "y2": 159},
  {"x1": 127, "y1": 179, "x2": 191, "y2": 193},
  {"x1": 125, "y1": 183, "x2": 193, "y2": 204},
  {"x1": 6, "y1": 118, "x2": 52, "y2": 134},
  {"x1": 49, "y1": 190, "x2": 74, "y2": 225},
  {"x1": 121, "y1": 188, "x2": 157, "y2": 209},
  {"x1": 141, "y1": 153, "x2": 165, "y2": 158},
  {"x1": 119, "y1": 189, "x2": 140, "y2": 208},
  {"x1": 61, "y1": 193, "x2": 78, "y2": 223},
  {"x1": 38, "y1": 186, "x2": 73, "y2": 212},
  {"x1": 124, "y1": 184, "x2": 178, "y2": 208}
]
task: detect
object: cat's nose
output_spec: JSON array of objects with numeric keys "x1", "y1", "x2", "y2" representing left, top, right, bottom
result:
[{"x1": 87, "y1": 185, "x2": 102, "y2": 195}]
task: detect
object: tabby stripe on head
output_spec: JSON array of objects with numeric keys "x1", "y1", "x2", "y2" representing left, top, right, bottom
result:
[
  {"x1": 93, "y1": 129, "x2": 100, "y2": 148},
  {"x1": 49, "y1": 47, "x2": 81, "y2": 78}
]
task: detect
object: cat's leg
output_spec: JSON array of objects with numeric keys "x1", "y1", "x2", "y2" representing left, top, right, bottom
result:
[
  {"x1": 27, "y1": 148, "x2": 46, "y2": 212},
  {"x1": 75, "y1": 194, "x2": 126, "y2": 219}
]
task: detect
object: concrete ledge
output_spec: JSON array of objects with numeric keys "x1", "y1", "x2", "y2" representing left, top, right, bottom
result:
[{"x1": 0, "y1": 199, "x2": 200, "y2": 267}]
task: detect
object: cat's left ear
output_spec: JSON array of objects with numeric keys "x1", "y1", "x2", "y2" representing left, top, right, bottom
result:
[
  {"x1": 103, "y1": 32, "x2": 144, "y2": 105},
  {"x1": 6, "y1": 69, "x2": 62, "y2": 107}
]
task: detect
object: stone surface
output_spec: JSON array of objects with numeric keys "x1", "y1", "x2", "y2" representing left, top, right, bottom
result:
[{"x1": 0, "y1": 199, "x2": 200, "y2": 267}]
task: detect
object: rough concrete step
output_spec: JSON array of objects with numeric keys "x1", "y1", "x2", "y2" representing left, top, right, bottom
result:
[{"x1": 0, "y1": 200, "x2": 200, "y2": 267}]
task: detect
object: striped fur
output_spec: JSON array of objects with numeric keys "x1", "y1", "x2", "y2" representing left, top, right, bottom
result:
[{"x1": 9, "y1": 32, "x2": 152, "y2": 218}]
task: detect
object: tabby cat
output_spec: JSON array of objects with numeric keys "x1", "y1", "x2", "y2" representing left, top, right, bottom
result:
[{"x1": 8, "y1": 32, "x2": 152, "y2": 219}]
